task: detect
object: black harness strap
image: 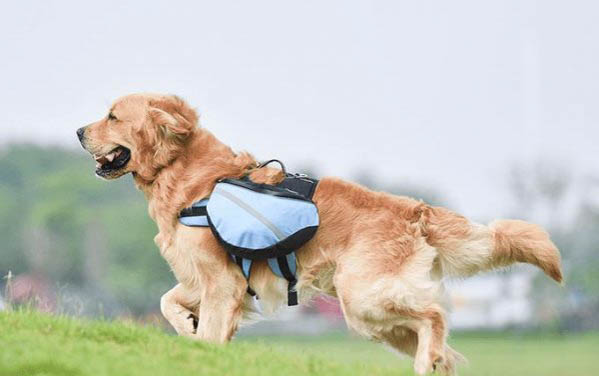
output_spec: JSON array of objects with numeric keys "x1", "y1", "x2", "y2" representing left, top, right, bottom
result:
[
  {"x1": 179, "y1": 206, "x2": 207, "y2": 217},
  {"x1": 278, "y1": 175, "x2": 318, "y2": 200},
  {"x1": 276, "y1": 255, "x2": 298, "y2": 306},
  {"x1": 234, "y1": 255, "x2": 257, "y2": 297}
]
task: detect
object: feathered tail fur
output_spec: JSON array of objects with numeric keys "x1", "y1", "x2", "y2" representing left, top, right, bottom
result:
[{"x1": 422, "y1": 206, "x2": 563, "y2": 283}]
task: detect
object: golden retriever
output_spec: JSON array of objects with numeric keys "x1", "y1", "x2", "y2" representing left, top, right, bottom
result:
[{"x1": 77, "y1": 93, "x2": 562, "y2": 375}]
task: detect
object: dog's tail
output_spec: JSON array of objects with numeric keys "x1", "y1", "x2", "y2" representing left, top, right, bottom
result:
[{"x1": 421, "y1": 206, "x2": 563, "y2": 283}]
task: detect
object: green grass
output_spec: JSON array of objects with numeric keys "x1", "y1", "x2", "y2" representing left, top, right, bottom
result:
[
  {"x1": 242, "y1": 331, "x2": 598, "y2": 376},
  {"x1": 1, "y1": 309, "x2": 597, "y2": 376},
  {"x1": 0, "y1": 309, "x2": 397, "y2": 376}
]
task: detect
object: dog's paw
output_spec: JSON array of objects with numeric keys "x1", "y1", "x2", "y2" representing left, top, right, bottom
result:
[
  {"x1": 414, "y1": 361, "x2": 432, "y2": 375},
  {"x1": 433, "y1": 346, "x2": 465, "y2": 376},
  {"x1": 169, "y1": 313, "x2": 198, "y2": 338}
]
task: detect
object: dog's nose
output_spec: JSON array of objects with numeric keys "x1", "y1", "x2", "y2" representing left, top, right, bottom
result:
[{"x1": 76, "y1": 127, "x2": 86, "y2": 142}]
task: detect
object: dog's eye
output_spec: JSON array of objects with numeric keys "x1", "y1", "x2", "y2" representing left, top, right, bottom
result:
[{"x1": 108, "y1": 112, "x2": 117, "y2": 121}]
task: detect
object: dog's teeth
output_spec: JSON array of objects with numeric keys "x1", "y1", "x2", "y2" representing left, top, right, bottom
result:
[
  {"x1": 95, "y1": 155, "x2": 108, "y2": 164},
  {"x1": 95, "y1": 162, "x2": 102, "y2": 169},
  {"x1": 106, "y1": 153, "x2": 115, "y2": 162}
]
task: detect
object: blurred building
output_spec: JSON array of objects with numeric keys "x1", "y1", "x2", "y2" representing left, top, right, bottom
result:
[{"x1": 447, "y1": 273, "x2": 533, "y2": 329}]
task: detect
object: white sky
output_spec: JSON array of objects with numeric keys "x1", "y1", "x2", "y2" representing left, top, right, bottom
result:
[{"x1": 1, "y1": 0, "x2": 597, "y2": 219}]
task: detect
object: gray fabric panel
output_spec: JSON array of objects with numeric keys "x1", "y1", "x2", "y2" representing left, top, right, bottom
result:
[{"x1": 213, "y1": 186, "x2": 286, "y2": 240}]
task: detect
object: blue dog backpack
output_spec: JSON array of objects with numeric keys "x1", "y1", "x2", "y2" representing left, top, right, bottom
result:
[{"x1": 178, "y1": 161, "x2": 319, "y2": 306}]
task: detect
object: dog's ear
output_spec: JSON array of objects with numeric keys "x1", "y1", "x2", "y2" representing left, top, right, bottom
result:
[{"x1": 148, "y1": 95, "x2": 198, "y2": 140}]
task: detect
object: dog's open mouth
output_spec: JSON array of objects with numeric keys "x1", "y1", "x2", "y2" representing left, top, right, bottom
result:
[{"x1": 94, "y1": 146, "x2": 131, "y2": 176}]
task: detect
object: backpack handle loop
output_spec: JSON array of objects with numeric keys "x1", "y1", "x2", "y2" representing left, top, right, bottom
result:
[{"x1": 257, "y1": 159, "x2": 287, "y2": 175}]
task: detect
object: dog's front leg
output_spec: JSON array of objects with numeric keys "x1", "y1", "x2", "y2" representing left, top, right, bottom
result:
[
  {"x1": 160, "y1": 283, "x2": 200, "y2": 338},
  {"x1": 194, "y1": 274, "x2": 246, "y2": 344}
]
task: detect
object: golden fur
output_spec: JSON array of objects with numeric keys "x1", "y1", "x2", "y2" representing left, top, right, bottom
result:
[{"x1": 78, "y1": 94, "x2": 563, "y2": 375}]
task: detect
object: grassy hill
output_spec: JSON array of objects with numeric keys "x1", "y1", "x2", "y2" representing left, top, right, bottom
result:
[
  {"x1": 1, "y1": 309, "x2": 596, "y2": 376},
  {"x1": 0, "y1": 309, "x2": 399, "y2": 376}
]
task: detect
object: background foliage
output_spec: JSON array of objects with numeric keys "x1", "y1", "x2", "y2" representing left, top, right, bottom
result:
[{"x1": 0, "y1": 144, "x2": 173, "y2": 315}]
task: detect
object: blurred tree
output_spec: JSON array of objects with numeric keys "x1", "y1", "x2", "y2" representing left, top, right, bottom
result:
[
  {"x1": 0, "y1": 144, "x2": 174, "y2": 316},
  {"x1": 507, "y1": 160, "x2": 599, "y2": 330}
]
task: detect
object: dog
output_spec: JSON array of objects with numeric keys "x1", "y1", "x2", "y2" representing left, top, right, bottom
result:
[{"x1": 77, "y1": 93, "x2": 563, "y2": 375}]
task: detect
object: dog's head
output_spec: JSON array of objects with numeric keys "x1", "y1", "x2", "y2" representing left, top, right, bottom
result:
[{"x1": 77, "y1": 94, "x2": 198, "y2": 180}]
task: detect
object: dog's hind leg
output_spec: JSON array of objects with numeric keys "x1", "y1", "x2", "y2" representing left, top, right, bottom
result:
[
  {"x1": 380, "y1": 324, "x2": 462, "y2": 376},
  {"x1": 333, "y1": 240, "x2": 462, "y2": 375},
  {"x1": 341, "y1": 295, "x2": 457, "y2": 375},
  {"x1": 379, "y1": 326, "x2": 419, "y2": 357},
  {"x1": 400, "y1": 306, "x2": 452, "y2": 375},
  {"x1": 160, "y1": 283, "x2": 201, "y2": 338},
  {"x1": 334, "y1": 280, "x2": 437, "y2": 374}
]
